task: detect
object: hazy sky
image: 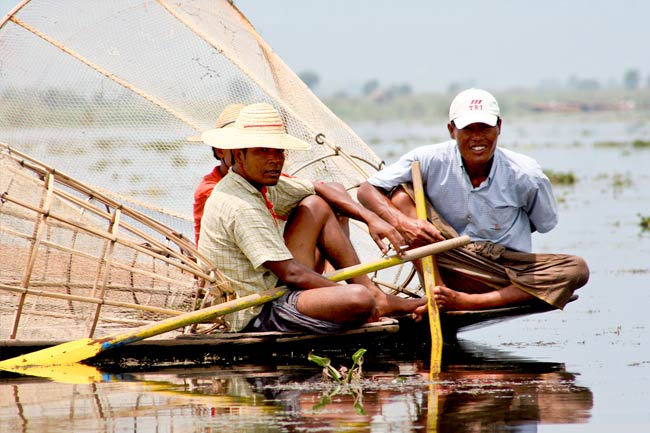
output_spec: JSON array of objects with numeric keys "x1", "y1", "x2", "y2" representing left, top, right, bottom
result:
[
  {"x1": 236, "y1": 0, "x2": 650, "y2": 93},
  {"x1": 3, "y1": 1, "x2": 649, "y2": 94}
]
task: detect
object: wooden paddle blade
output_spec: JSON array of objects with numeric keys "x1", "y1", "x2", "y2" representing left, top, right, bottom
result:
[
  {"x1": 0, "y1": 338, "x2": 99, "y2": 373},
  {"x1": 0, "y1": 287, "x2": 288, "y2": 370}
]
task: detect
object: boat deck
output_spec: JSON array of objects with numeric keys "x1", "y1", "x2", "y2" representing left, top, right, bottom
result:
[{"x1": 0, "y1": 297, "x2": 575, "y2": 368}]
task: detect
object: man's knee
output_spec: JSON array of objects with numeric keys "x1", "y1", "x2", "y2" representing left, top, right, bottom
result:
[
  {"x1": 346, "y1": 285, "x2": 376, "y2": 318},
  {"x1": 299, "y1": 195, "x2": 331, "y2": 217},
  {"x1": 570, "y1": 256, "x2": 590, "y2": 289}
]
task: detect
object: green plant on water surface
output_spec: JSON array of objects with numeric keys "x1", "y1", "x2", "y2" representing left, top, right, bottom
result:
[
  {"x1": 308, "y1": 348, "x2": 368, "y2": 415},
  {"x1": 632, "y1": 139, "x2": 650, "y2": 149},
  {"x1": 638, "y1": 214, "x2": 650, "y2": 232},
  {"x1": 544, "y1": 169, "x2": 577, "y2": 186},
  {"x1": 308, "y1": 348, "x2": 366, "y2": 384}
]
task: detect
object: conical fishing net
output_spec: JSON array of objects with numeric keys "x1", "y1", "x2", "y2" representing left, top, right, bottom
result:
[
  {"x1": 1, "y1": 0, "x2": 381, "y2": 229},
  {"x1": 0, "y1": 0, "x2": 415, "y2": 341}
]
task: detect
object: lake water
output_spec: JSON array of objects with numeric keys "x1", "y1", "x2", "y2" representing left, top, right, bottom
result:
[{"x1": 1, "y1": 112, "x2": 649, "y2": 432}]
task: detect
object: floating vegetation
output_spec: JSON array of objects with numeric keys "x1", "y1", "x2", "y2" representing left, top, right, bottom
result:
[
  {"x1": 48, "y1": 144, "x2": 86, "y2": 156},
  {"x1": 308, "y1": 349, "x2": 367, "y2": 415},
  {"x1": 593, "y1": 139, "x2": 650, "y2": 149},
  {"x1": 632, "y1": 139, "x2": 650, "y2": 149},
  {"x1": 638, "y1": 214, "x2": 650, "y2": 232},
  {"x1": 308, "y1": 348, "x2": 366, "y2": 384},
  {"x1": 612, "y1": 173, "x2": 633, "y2": 189},
  {"x1": 594, "y1": 140, "x2": 625, "y2": 148},
  {"x1": 171, "y1": 155, "x2": 188, "y2": 167},
  {"x1": 142, "y1": 140, "x2": 183, "y2": 153},
  {"x1": 129, "y1": 174, "x2": 144, "y2": 184},
  {"x1": 89, "y1": 158, "x2": 110, "y2": 172},
  {"x1": 544, "y1": 169, "x2": 577, "y2": 186},
  {"x1": 95, "y1": 139, "x2": 117, "y2": 150}
]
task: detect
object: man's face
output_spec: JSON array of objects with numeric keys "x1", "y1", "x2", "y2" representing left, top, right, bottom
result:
[
  {"x1": 448, "y1": 119, "x2": 501, "y2": 168},
  {"x1": 233, "y1": 147, "x2": 286, "y2": 189}
]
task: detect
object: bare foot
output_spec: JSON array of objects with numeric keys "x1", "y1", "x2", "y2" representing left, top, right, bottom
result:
[
  {"x1": 412, "y1": 303, "x2": 428, "y2": 322},
  {"x1": 374, "y1": 291, "x2": 427, "y2": 318},
  {"x1": 433, "y1": 285, "x2": 481, "y2": 310}
]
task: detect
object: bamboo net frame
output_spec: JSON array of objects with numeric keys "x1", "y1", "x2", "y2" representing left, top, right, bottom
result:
[
  {"x1": 0, "y1": 1, "x2": 424, "y2": 341},
  {"x1": 0, "y1": 143, "x2": 232, "y2": 341}
]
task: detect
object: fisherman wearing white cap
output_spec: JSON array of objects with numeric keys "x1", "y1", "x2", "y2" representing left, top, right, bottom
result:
[
  {"x1": 358, "y1": 88, "x2": 589, "y2": 313},
  {"x1": 198, "y1": 102, "x2": 426, "y2": 334}
]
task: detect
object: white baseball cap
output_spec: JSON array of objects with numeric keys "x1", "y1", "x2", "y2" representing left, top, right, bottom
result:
[{"x1": 449, "y1": 88, "x2": 500, "y2": 129}]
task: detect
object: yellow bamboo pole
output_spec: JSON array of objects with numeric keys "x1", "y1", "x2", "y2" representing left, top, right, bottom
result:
[
  {"x1": 411, "y1": 161, "x2": 443, "y2": 375},
  {"x1": 0, "y1": 237, "x2": 468, "y2": 370}
]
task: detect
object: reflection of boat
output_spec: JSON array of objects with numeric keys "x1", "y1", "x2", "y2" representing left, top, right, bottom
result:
[
  {"x1": 0, "y1": 1, "x2": 576, "y2": 362},
  {"x1": 0, "y1": 340, "x2": 593, "y2": 432}
]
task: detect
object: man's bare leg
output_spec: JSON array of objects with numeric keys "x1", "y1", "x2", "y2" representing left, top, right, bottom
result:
[
  {"x1": 284, "y1": 195, "x2": 425, "y2": 318},
  {"x1": 433, "y1": 284, "x2": 535, "y2": 310},
  {"x1": 391, "y1": 187, "x2": 536, "y2": 311}
]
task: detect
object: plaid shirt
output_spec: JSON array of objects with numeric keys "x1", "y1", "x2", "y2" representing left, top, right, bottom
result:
[{"x1": 198, "y1": 170, "x2": 315, "y2": 331}]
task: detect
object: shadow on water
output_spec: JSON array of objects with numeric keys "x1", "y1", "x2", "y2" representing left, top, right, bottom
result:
[{"x1": 0, "y1": 339, "x2": 592, "y2": 432}]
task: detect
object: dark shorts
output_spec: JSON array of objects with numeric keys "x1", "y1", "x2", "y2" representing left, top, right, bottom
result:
[{"x1": 243, "y1": 290, "x2": 349, "y2": 334}]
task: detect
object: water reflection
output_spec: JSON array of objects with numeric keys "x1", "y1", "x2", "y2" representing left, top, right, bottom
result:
[{"x1": 0, "y1": 340, "x2": 592, "y2": 432}]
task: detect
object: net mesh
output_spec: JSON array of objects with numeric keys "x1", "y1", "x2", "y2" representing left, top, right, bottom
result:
[
  {"x1": 0, "y1": 0, "x2": 382, "y2": 230},
  {"x1": 0, "y1": 0, "x2": 414, "y2": 341},
  {"x1": 0, "y1": 143, "x2": 232, "y2": 340}
]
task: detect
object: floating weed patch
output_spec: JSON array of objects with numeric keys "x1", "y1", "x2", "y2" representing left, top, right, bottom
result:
[
  {"x1": 594, "y1": 140, "x2": 625, "y2": 148},
  {"x1": 49, "y1": 144, "x2": 85, "y2": 156},
  {"x1": 632, "y1": 139, "x2": 650, "y2": 149},
  {"x1": 172, "y1": 155, "x2": 188, "y2": 167},
  {"x1": 612, "y1": 173, "x2": 633, "y2": 189},
  {"x1": 308, "y1": 348, "x2": 366, "y2": 384},
  {"x1": 142, "y1": 140, "x2": 183, "y2": 153},
  {"x1": 617, "y1": 268, "x2": 650, "y2": 274},
  {"x1": 89, "y1": 158, "x2": 111, "y2": 172},
  {"x1": 129, "y1": 174, "x2": 144, "y2": 184},
  {"x1": 95, "y1": 139, "x2": 117, "y2": 150},
  {"x1": 639, "y1": 214, "x2": 650, "y2": 232},
  {"x1": 308, "y1": 349, "x2": 368, "y2": 415},
  {"x1": 627, "y1": 360, "x2": 650, "y2": 367},
  {"x1": 545, "y1": 169, "x2": 577, "y2": 186}
]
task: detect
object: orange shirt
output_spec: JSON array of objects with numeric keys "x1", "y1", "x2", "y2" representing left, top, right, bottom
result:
[{"x1": 193, "y1": 166, "x2": 223, "y2": 245}]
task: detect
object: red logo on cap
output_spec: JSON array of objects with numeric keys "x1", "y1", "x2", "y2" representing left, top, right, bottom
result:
[{"x1": 469, "y1": 99, "x2": 483, "y2": 111}]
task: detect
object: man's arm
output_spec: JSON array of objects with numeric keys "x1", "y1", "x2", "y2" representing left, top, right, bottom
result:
[
  {"x1": 312, "y1": 181, "x2": 405, "y2": 255},
  {"x1": 264, "y1": 258, "x2": 337, "y2": 290},
  {"x1": 357, "y1": 181, "x2": 444, "y2": 247}
]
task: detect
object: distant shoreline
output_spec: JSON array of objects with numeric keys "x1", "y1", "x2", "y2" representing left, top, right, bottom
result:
[{"x1": 324, "y1": 88, "x2": 650, "y2": 123}]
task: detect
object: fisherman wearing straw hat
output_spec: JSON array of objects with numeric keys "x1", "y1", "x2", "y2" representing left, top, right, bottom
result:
[
  {"x1": 198, "y1": 102, "x2": 426, "y2": 334},
  {"x1": 192, "y1": 103, "x2": 352, "y2": 273},
  {"x1": 358, "y1": 88, "x2": 589, "y2": 313}
]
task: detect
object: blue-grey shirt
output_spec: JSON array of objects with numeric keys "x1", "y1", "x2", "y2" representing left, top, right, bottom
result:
[{"x1": 367, "y1": 140, "x2": 557, "y2": 252}]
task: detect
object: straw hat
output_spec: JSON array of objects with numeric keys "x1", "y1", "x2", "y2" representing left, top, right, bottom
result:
[
  {"x1": 187, "y1": 103, "x2": 245, "y2": 142},
  {"x1": 201, "y1": 102, "x2": 311, "y2": 151}
]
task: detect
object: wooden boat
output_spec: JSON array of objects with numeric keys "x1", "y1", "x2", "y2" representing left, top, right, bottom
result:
[{"x1": 0, "y1": 1, "x2": 576, "y2": 365}]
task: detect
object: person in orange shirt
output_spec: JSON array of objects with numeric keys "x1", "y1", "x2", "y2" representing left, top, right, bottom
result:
[{"x1": 191, "y1": 104, "x2": 245, "y2": 245}]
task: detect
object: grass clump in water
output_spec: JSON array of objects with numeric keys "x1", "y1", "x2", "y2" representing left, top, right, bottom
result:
[
  {"x1": 544, "y1": 169, "x2": 577, "y2": 186},
  {"x1": 638, "y1": 214, "x2": 650, "y2": 232},
  {"x1": 632, "y1": 139, "x2": 650, "y2": 149}
]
